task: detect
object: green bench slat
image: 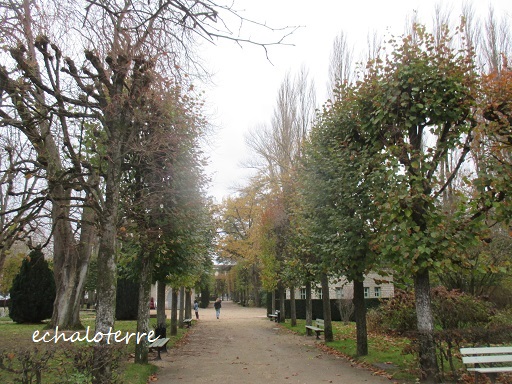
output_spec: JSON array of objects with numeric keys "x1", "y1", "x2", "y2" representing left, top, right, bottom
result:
[{"x1": 149, "y1": 337, "x2": 169, "y2": 349}]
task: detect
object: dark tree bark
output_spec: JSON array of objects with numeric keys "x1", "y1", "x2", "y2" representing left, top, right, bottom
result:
[
  {"x1": 320, "y1": 273, "x2": 333, "y2": 342},
  {"x1": 170, "y1": 288, "x2": 178, "y2": 336},
  {"x1": 278, "y1": 283, "x2": 286, "y2": 323},
  {"x1": 185, "y1": 288, "x2": 192, "y2": 320},
  {"x1": 156, "y1": 281, "x2": 167, "y2": 327},
  {"x1": 290, "y1": 285, "x2": 297, "y2": 327},
  {"x1": 135, "y1": 249, "x2": 154, "y2": 363},
  {"x1": 353, "y1": 279, "x2": 368, "y2": 356},
  {"x1": 179, "y1": 286, "x2": 185, "y2": 328},
  {"x1": 305, "y1": 280, "x2": 312, "y2": 326},
  {"x1": 252, "y1": 264, "x2": 261, "y2": 307}
]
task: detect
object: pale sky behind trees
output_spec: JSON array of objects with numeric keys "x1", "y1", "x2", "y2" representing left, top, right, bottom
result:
[{"x1": 201, "y1": 0, "x2": 511, "y2": 202}]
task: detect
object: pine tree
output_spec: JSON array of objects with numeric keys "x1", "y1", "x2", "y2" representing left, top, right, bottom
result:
[{"x1": 9, "y1": 248, "x2": 56, "y2": 323}]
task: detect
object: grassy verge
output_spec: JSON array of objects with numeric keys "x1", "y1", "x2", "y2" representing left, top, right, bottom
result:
[
  {"x1": 0, "y1": 314, "x2": 189, "y2": 383},
  {"x1": 281, "y1": 319, "x2": 418, "y2": 382}
]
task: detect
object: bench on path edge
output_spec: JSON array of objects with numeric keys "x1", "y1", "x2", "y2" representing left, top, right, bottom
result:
[
  {"x1": 305, "y1": 319, "x2": 325, "y2": 339},
  {"x1": 182, "y1": 318, "x2": 193, "y2": 328},
  {"x1": 460, "y1": 346, "x2": 512, "y2": 383},
  {"x1": 267, "y1": 310, "x2": 280, "y2": 322},
  {"x1": 149, "y1": 337, "x2": 170, "y2": 360}
]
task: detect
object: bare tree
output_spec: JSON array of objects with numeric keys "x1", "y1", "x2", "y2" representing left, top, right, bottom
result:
[
  {"x1": 327, "y1": 31, "x2": 354, "y2": 102},
  {"x1": 481, "y1": 5, "x2": 511, "y2": 73},
  {"x1": 246, "y1": 68, "x2": 316, "y2": 187},
  {"x1": 2, "y1": 2, "x2": 296, "y2": 381},
  {"x1": 0, "y1": 0, "x2": 99, "y2": 330},
  {"x1": 0, "y1": 129, "x2": 47, "y2": 274},
  {"x1": 364, "y1": 30, "x2": 382, "y2": 66}
]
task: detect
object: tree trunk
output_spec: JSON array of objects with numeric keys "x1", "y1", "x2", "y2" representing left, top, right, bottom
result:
[
  {"x1": 93, "y1": 131, "x2": 123, "y2": 384},
  {"x1": 92, "y1": 228, "x2": 118, "y2": 384},
  {"x1": 415, "y1": 269, "x2": 439, "y2": 383},
  {"x1": 278, "y1": 283, "x2": 286, "y2": 323},
  {"x1": 353, "y1": 279, "x2": 368, "y2": 356},
  {"x1": 179, "y1": 286, "x2": 185, "y2": 328},
  {"x1": 320, "y1": 272, "x2": 333, "y2": 342},
  {"x1": 290, "y1": 285, "x2": 297, "y2": 327},
  {"x1": 156, "y1": 281, "x2": 167, "y2": 327},
  {"x1": 185, "y1": 288, "x2": 192, "y2": 320},
  {"x1": 134, "y1": 250, "x2": 153, "y2": 364},
  {"x1": 170, "y1": 288, "x2": 178, "y2": 336},
  {"x1": 305, "y1": 280, "x2": 312, "y2": 326},
  {"x1": 271, "y1": 290, "x2": 276, "y2": 314},
  {"x1": 51, "y1": 199, "x2": 96, "y2": 329},
  {"x1": 95, "y1": 205, "x2": 121, "y2": 331},
  {"x1": 40, "y1": 110, "x2": 95, "y2": 331},
  {"x1": 253, "y1": 264, "x2": 260, "y2": 307}
]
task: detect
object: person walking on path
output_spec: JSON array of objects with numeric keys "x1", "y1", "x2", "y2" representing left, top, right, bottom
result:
[
  {"x1": 213, "y1": 298, "x2": 221, "y2": 319},
  {"x1": 194, "y1": 300, "x2": 199, "y2": 320}
]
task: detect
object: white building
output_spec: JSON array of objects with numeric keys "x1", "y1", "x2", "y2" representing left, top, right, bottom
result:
[{"x1": 287, "y1": 272, "x2": 394, "y2": 300}]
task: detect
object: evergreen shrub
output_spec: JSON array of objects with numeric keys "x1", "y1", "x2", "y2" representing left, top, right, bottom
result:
[
  {"x1": 115, "y1": 278, "x2": 139, "y2": 320},
  {"x1": 9, "y1": 248, "x2": 55, "y2": 323}
]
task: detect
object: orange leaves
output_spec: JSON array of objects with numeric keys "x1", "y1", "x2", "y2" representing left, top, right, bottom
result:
[{"x1": 481, "y1": 63, "x2": 512, "y2": 130}]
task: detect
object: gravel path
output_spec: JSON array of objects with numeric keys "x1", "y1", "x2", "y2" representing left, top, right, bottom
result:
[{"x1": 153, "y1": 301, "x2": 394, "y2": 384}]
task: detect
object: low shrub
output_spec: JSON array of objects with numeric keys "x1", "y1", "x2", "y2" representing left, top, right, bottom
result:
[
  {"x1": 0, "y1": 347, "x2": 55, "y2": 384},
  {"x1": 373, "y1": 287, "x2": 509, "y2": 382},
  {"x1": 431, "y1": 286, "x2": 494, "y2": 329},
  {"x1": 368, "y1": 289, "x2": 416, "y2": 333}
]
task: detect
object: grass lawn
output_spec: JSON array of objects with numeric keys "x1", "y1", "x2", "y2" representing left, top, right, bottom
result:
[
  {"x1": 281, "y1": 319, "x2": 419, "y2": 382},
  {"x1": 0, "y1": 312, "x2": 189, "y2": 383}
]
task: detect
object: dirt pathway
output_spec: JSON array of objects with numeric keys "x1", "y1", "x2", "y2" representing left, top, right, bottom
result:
[{"x1": 153, "y1": 301, "x2": 394, "y2": 384}]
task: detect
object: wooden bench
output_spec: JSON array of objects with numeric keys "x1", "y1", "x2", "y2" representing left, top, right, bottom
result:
[
  {"x1": 305, "y1": 319, "x2": 325, "y2": 339},
  {"x1": 460, "y1": 346, "x2": 512, "y2": 383},
  {"x1": 267, "y1": 310, "x2": 280, "y2": 322},
  {"x1": 182, "y1": 318, "x2": 193, "y2": 328},
  {"x1": 149, "y1": 337, "x2": 170, "y2": 360}
]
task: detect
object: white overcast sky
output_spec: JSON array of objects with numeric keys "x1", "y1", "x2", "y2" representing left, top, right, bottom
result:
[{"x1": 200, "y1": 0, "x2": 511, "y2": 203}]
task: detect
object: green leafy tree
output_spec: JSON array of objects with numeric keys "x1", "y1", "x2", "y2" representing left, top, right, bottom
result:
[
  {"x1": 358, "y1": 24, "x2": 481, "y2": 382},
  {"x1": 9, "y1": 248, "x2": 55, "y2": 323},
  {"x1": 302, "y1": 82, "x2": 386, "y2": 353},
  {"x1": 0, "y1": 250, "x2": 25, "y2": 297}
]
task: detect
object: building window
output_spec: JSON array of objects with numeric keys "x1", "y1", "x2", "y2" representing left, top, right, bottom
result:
[
  {"x1": 317, "y1": 288, "x2": 323, "y2": 300},
  {"x1": 364, "y1": 287, "x2": 370, "y2": 298},
  {"x1": 300, "y1": 288, "x2": 306, "y2": 300},
  {"x1": 374, "y1": 287, "x2": 381, "y2": 298},
  {"x1": 335, "y1": 287, "x2": 343, "y2": 299}
]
